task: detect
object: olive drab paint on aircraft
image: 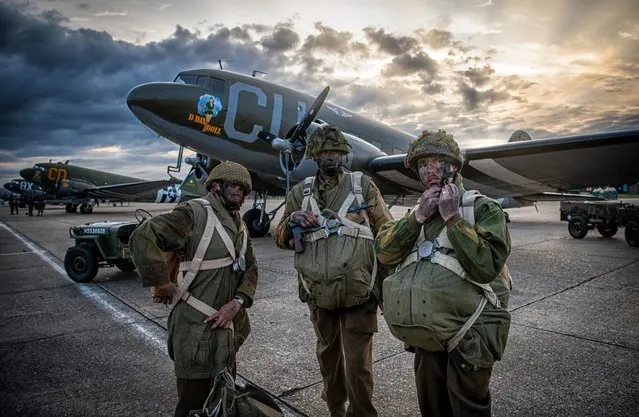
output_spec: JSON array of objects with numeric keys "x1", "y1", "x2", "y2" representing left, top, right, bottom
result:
[
  {"x1": 127, "y1": 69, "x2": 410, "y2": 197},
  {"x1": 127, "y1": 68, "x2": 639, "y2": 205},
  {"x1": 4, "y1": 162, "x2": 179, "y2": 213}
]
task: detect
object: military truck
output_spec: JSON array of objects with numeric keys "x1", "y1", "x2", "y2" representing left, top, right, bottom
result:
[
  {"x1": 560, "y1": 201, "x2": 639, "y2": 247},
  {"x1": 63, "y1": 209, "x2": 151, "y2": 282}
]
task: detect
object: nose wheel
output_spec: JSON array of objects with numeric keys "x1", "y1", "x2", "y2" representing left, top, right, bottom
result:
[
  {"x1": 243, "y1": 208, "x2": 271, "y2": 238},
  {"x1": 242, "y1": 191, "x2": 285, "y2": 238}
]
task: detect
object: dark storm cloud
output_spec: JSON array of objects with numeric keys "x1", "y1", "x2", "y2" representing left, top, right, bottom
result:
[
  {"x1": 302, "y1": 23, "x2": 353, "y2": 54},
  {"x1": 382, "y1": 52, "x2": 438, "y2": 77},
  {"x1": 460, "y1": 64, "x2": 495, "y2": 87},
  {"x1": 0, "y1": 3, "x2": 290, "y2": 184},
  {"x1": 363, "y1": 27, "x2": 418, "y2": 55},
  {"x1": 229, "y1": 26, "x2": 252, "y2": 42},
  {"x1": 260, "y1": 25, "x2": 300, "y2": 52},
  {"x1": 77, "y1": 3, "x2": 90, "y2": 11},
  {"x1": 458, "y1": 82, "x2": 509, "y2": 111}
]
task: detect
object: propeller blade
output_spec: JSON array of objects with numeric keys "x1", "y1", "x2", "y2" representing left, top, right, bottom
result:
[
  {"x1": 257, "y1": 130, "x2": 277, "y2": 144},
  {"x1": 290, "y1": 86, "x2": 330, "y2": 145},
  {"x1": 284, "y1": 152, "x2": 291, "y2": 195}
]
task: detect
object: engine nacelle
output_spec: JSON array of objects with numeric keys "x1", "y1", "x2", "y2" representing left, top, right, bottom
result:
[
  {"x1": 58, "y1": 179, "x2": 92, "y2": 195},
  {"x1": 185, "y1": 153, "x2": 213, "y2": 183}
]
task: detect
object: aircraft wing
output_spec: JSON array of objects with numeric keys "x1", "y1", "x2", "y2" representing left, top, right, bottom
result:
[
  {"x1": 84, "y1": 180, "x2": 176, "y2": 200},
  {"x1": 369, "y1": 129, "x2": 639, "y2": 200}
]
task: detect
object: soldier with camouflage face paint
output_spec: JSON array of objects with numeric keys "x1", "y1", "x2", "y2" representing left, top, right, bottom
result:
[
  {"x1": 275, "y1": 125, "x2": 393, "y2": 417},
  {"x1": 375, "y1": 130, "x2": 512, "y2": 417},
  {"x1": 129, "y1": 161, "x2": 258, "y2": 417}
]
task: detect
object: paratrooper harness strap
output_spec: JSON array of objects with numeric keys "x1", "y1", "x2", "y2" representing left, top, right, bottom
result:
[
  {"x1": 174, "y1": 198, "x2": 248, "y2": 325},
  {"x1": 299, "y1": 172, "x2": 377, "y2": 292},
  {"x1": 398, "y1": 190, "x2": 500, "y2": 352}
]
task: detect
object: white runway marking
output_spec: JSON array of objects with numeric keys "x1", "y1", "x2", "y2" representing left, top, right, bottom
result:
[{"x1": 0, "y1": 222, "x2": 166, "y2": 352}]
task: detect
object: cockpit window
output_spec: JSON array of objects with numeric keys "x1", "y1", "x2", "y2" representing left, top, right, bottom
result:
[
  {"x1": 174, "y1": 74, "x2": 197, "y2": 85},
  {"x1": 209, "y1": 77, "x2": 225, "y2": 96},
  {"x1": 172, "y1": 74, "x2": 225, "y2": 96},
  {"x1": 196, "y1": 75, "x2": 209, "y2": 88}
]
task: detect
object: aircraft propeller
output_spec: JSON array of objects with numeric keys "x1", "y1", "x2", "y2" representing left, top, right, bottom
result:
[{"x1": 257, "y1": 86, "x2": 330, "y2": 194}]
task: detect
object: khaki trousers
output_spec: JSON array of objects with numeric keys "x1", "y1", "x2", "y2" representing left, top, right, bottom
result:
[
  {"x1": 414, "y1": 348, "x2": 492, "y2": 417},
  {"x1": 309, "y1": 301, "x2": 378, "y2": 417}
]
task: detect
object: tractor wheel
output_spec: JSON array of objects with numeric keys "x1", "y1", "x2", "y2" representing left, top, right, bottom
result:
[
  {"x1": 114, "y1": 260, "x2": 136, "y2": 272},
  {"x1": 64, "y1": 245, "x2": 98, "y2": 282},
  {"x1": 568, "y1": 216, "x2": 588, "y2": 239},
  {"x1": 243, "y1": 208, "x2": 271, "y2": 238},
  {"x1": 597, "y1": 223, "x2": 618, "y2": 238},
  {"x1": 625, "y1": 221, "x2": 639, "y2": 247}
]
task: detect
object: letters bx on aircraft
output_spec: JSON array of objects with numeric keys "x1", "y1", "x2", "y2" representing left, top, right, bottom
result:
[{"x1": 126, "y1": 68, "x2": 639, "y2": 237}]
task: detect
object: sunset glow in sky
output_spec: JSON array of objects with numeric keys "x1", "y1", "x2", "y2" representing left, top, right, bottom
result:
[{"x1": 1, "y1": 0, "x2": 637, "y2": 185}]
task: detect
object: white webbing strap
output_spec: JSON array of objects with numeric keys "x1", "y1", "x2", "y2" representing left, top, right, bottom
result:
[
  {"x1": 173, "y1": 198, "x2": 246, "y2": 322},
  {"x1": 181, "y1": 292, "x2": 234, "y2": 330},
  {"x1": 301, "y1": 177, "x2": 321, "y2": 214},
  {"x1": 299, "y1": 172, "x2": 377, "y2": 295},
  {"x1": 462, "y1": 190, "x2": 482, "y2": 227},
  {"x1": 174, "y1": 198, "x2": 216, "y2": 303},
  {"x1": 430, "y1": 252, "x2": 500, "y2": 308},
  {"x1": 447, "y1": 296, "x2": 487, "y2": 352},
  {"x1": 303, "y1": 224, "x2": 375, "y2": 242},
  {"x1": 179, "y1": 258, "x2": 233, "y2": 271}
]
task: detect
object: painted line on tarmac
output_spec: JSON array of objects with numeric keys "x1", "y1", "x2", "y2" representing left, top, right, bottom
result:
[
  {"x1": 0, "y1": 250, "x2": 47, "y2": 256},
  {"x1": 0, "y1": 222, "x2": 166, "y2": 352}
]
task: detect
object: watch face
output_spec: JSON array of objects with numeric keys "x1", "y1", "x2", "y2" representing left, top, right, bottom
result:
[{"x1": 418, "y1": 240, "x2": 434, "y2": 259}]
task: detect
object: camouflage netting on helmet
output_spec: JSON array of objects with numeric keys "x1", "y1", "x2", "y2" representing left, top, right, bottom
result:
[
  {"x1": 205, "y1": 161, "x2": 252, "y2": 193},
  {"x1": 404, "y1": 129, "x2": 463, "y2": 171},
  {"x1": 305, "y1": 125, "x2": 352, "y2": 159}
]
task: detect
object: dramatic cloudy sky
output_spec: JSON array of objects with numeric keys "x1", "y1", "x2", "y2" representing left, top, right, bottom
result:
[{"x1": 1, "y1": 0, "x2": 638, "y2": 186}]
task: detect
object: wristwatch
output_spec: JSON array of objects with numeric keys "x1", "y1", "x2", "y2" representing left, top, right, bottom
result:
[{"x1": 234, "y1": 295, "x2": 245, "y2": 307}]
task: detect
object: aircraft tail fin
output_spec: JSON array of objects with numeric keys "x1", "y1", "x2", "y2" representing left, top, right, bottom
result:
[{"x1": 508, "y1": 130, "x2": 532, "y2": 142}]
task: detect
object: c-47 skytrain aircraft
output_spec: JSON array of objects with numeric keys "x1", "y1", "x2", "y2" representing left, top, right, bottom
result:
[
  {"x1": 6, "y1": 161, "x2": 194, "y2": 214},
  {"x1": 126, "y1": 68, "x2": 639, "y2": 237}
]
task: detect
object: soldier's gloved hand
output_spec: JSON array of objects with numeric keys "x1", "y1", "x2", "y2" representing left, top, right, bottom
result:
[
  {"x1": 151, "y1": 282, "x2": 176, "y2": 305},
  {"x1": 204, "y1": 299, "x2": 241, "y2": 329},
  {"x1": 439, "y1": 184, "x2": 460, "y2": 221},
  {"x1": 415, "y1": 186, "x2": 441, "y2": 223},
  {"x1": 290, "y1": 210, "x2": 319, "y2": 228}
]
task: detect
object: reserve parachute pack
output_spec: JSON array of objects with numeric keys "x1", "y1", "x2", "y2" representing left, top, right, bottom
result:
[
  {"x1": 294, "y1": 172, "x2": 377, "y2": 310},
  {"x1": 383, "y1": 190, "x2": 511, "y2": 368}
]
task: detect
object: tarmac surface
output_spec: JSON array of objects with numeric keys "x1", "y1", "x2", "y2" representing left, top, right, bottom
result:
[{"x1": 0, "y1": 199, "x2": 638, "y2": 416}]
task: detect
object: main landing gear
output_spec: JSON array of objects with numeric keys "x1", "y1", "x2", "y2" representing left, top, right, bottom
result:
[
  {"x1": 243, "y1": 191, "x2": 285, "y2": 238},
  {"x1": 65, "y1": 201, "x2": 95, "y2": 214}
]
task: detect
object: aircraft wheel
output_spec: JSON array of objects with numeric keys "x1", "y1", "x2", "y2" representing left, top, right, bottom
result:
[
  {"x1": 243, "y1": 208, "x2": 271, "y2": 238},
  {"x1": 65, "y1": 203, "x2": 73, "y2": 213},
  {"x1": 114, "y1": 260, "x2": 136, "y2": 272},
  {"x1": 568, "y1": 216, "x2": 588, "y2": 239},
  {"x1": 625, "y1": 221, "x2": 639, "y2": 247},
  {"x1": 597, "y1": 223, "x2": 618, "y2": 238},
  {"x1": 79, "y1": 202, "x2": 93, "y2": 214},
  {"x1": 64, "y1": 245, "x2": 98, "y2": 282}
]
